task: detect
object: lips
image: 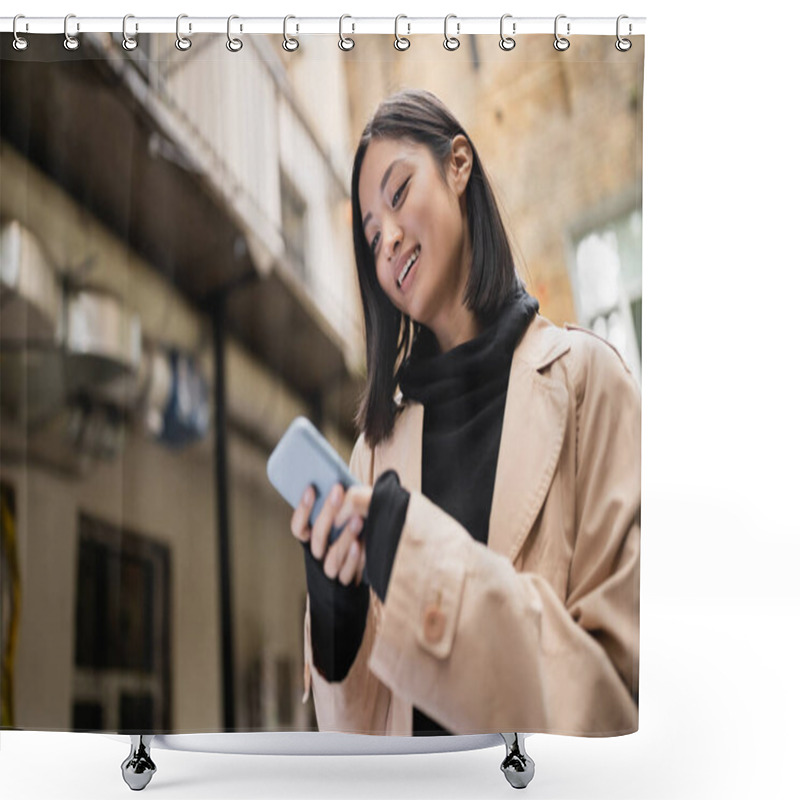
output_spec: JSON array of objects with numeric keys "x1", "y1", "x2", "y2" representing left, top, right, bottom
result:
[{"x1": 395, "y1": 244, "x2": 421, "y2": 290}]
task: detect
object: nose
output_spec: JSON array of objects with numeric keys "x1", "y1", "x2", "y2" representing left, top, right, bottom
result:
[{"x1": 381, "y1": 222, "x2": 402, "y2": 263}]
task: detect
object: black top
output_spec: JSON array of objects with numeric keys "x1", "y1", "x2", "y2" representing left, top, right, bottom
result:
[
  {"x1": 398, "y1": 284, "x2": 540, "y2": 545},
  {"x1": 304, "y1": 284, "x2": 539, "y2": 735}
]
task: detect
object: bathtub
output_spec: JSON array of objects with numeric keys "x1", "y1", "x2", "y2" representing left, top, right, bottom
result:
[{"x1": 113, "y1": 732, "x2": 535, "y2": 791}]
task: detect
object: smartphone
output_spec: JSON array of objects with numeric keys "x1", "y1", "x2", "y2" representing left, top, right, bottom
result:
[{"x1": 266, "y1": 416, "x2": 360, "y2": 546}]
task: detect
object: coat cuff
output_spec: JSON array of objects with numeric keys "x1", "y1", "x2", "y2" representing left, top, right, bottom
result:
[
  {"x1": 362, "y1": 469, "x2": 410, "y2": 603},
  {"x1": 302, "y1": 542, "x2": 370, "y2": 682}
]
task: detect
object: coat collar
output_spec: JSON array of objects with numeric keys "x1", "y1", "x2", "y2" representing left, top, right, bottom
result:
[{"x1": 374, "y1": 314, "x2": 571, "y2": 566}]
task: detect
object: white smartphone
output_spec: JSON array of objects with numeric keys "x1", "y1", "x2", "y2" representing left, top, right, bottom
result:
[{"x1": 266, "y1": 416, "x2": 360, "y2": 545}]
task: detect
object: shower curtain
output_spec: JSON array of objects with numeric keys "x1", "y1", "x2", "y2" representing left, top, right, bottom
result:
[{"x1": 0, "y1": 23, "x2": 643, "y2": 737}]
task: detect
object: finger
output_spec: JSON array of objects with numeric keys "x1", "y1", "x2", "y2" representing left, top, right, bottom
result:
[
  {"x1": 311, "y1": 483, "x2": 344, "y2": 560},
  {"x1": 334, "y1": 485, "x2": 373, "y2": 529},
  {"x1": 291, "y1": 485, "x2": 315, "y2": 542},
  {"x1": 324, "y1": 516, "x2": 363, "y2": 580},
  {"x1": 351, "y1": 485, "x2": 372, "y2": 518},
  {"x1": 338, "y1": 538, "x2": 362, "y2": 586},
  {"x1": 355, "y1": 549, "x2": 366, "y2": 586}
]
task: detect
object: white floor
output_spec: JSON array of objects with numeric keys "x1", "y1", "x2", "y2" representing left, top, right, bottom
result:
[{"x1": 2, "y1": 594, "x2": 798, "y2": 799}]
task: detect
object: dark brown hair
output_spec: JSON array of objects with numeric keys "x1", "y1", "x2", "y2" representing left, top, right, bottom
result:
[{"x1": 351, "y1": 89, "x2": 523, "y2": 448}]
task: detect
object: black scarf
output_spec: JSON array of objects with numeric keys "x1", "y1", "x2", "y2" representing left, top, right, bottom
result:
[{"x1": 397, "y1": 285, "x2": 540, "y2": 543}]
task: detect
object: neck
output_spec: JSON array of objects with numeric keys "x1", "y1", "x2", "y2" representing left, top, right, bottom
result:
[
  {"x1": 427, "y1": 237, "x2": 481, "y2": 353},
  {"x1": 430, "y1": 306, "x2": 483, "y2": 353}
]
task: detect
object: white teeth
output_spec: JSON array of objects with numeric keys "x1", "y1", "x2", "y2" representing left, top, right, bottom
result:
[{"x1": 398, "y1": 246, "x2": 420, "y2": 287}]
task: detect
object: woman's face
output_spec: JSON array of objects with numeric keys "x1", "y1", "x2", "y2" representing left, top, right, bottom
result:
[{"x1": 358, "y1": 136, "x2": 473, "y2": 333}]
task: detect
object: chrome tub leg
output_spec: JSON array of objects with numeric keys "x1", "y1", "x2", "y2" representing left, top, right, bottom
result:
[
  {"x1": 500, "y1": 733, "x2": 535, "y2": 789},
  {"x1": 121, "y1": 734, "x2": 156, "y2": 791}
]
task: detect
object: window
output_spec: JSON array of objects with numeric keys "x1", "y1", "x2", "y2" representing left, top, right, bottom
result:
[
  {"x1": 569, "y1": 205, "x2": 642, "y2": 384},
  {"x1": 280, "y1": 170, "x2": 308, "y2": 279},
  {"x1": 72, "y1": 514, "x2": 171, "y2": 732}
]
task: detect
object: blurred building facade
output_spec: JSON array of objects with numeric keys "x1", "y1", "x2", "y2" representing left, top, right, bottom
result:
[{"x1": 1, "y1": 33, "x2": 363, "y2": 733}]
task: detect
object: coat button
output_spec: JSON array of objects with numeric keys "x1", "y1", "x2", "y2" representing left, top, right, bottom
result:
[{"x1": 423, "y1": 604, "x2": 446, "y2": 644}]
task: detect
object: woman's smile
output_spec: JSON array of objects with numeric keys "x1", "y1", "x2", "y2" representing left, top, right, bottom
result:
[{"x1": 397, "y1": 245, "x2": 421, "y2": 291}]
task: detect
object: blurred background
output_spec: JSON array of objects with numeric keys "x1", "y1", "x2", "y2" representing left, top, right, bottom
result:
[{"x1": 0, "y1": 32, "x2": 642, "y2": 734}]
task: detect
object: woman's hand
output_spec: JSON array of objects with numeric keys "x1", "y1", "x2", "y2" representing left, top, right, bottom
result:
[{"x1": 290, "y1": 482, "x2": 372, "y2": 586}]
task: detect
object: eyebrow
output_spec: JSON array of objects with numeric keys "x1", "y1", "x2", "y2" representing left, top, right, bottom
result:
[{"x1": 361, "y1": 158, "x2": 404, "y2": 233}]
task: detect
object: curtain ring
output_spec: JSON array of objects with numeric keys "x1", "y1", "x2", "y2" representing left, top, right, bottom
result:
[
  {"x1": 226, "y1": 15, "x2": 243, "y2": 52},
  {"x1": 394, "y1": 15, "x2": 410, "y2": 51},
  {"x1": 283, "y1": 15, "x2": 299, "y2": 52},
  {"x1": 12, "y1": 14, "x2": 29, "y2": 51},
  {"x1": 499, "y1": 14, "x2": 515, "y2": 51},
  {"x1": 63, "y1": 13, "x2": 80, "y2": 51},
  {"x1": 443, "y1": 14, "x2": 460, "y2": 51},
  {"x1": 553, "y1": 14, "x2": 570, "y2": 51},
  {"x1": 122, "y1": 14, "x2": 138, "y2": 51},
  {"x1": 176, "y1": 13, "x2": 192, "y2": 51},
  {"x1": 338, "y1": 14, "x2": 355, "y2": 51},
  {"x1": 615, "y1": 14, "x2": 632, "y2": 52}
]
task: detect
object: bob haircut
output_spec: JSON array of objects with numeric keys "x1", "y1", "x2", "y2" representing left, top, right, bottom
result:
[{"x1": 351, "y1": 88, "x2": 524, "y2": 448}]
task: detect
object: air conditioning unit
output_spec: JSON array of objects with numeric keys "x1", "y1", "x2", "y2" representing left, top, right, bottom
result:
[{"x1": 1, "y1": 219, "x2": 142, "y2": 471}]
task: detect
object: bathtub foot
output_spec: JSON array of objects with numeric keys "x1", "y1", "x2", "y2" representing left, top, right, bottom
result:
[
  {"x1": 500, "y1": 733, "x2": 535, "y2": 789},
  {"x1": 121, "y1": 735, "x2": 157, "y2": 791}
]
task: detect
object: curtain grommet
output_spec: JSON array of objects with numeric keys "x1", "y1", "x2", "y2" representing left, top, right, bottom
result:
[
  {"x1": 499, "y1": 14, "x2": 516, "y2": 51},
  {"x1": 12, "y1": 14, "x2": 29, "y2": 51},
  {"x1": 615, "y1": 15, "x2": 632, "y2": 52},
  {"x1": 443, "y1": 14, "x2": 460, "y2": 51},
  {"x1": 338, "y1": 14, "x2": 355, "y2": 51},
  {"x1": 121, "y1": 14, "x2": 138, "y2": 51},
  {"x1": 554, "y1": 14, "x2": 570, "y2": 51},
  {"x1": 283, "y1": 15, "x2": 300, "y2": 52},
  {"x1": 226, "y1": 15, "x2": 243, "y2": 52},
  {"x1": 394, "y1": 14, "x2": 410, "y2": 51},
  {"x1": 63, "y1": 14, "x2": 80, "y2": 51},
  {"x1": 176, "y1": 13, "x2": 192, "y2": 51}
]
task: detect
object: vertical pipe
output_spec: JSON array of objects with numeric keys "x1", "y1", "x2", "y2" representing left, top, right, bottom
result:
[{"x1": 212, "y1": 294, "x2": 235, "y2": 731}]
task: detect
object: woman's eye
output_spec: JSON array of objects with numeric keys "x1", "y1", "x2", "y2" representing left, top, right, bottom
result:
[
  {"x1": 370, "y1": 233, "x2": 379, "y2": 254},
  {"x1": 392, "y1": 177, "x2": 410, "y2": 208}
]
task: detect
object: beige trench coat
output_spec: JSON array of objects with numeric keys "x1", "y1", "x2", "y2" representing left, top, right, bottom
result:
[{"x1": 302, "y1": 312, "x2": 641, "y2": 736}]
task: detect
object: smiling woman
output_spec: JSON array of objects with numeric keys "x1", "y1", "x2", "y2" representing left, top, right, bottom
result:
[
  {"x1": 351, "y1": 90, "x2": 524, "y2": 447},
  {"x1": 293, "y1": 89, "x2": 641, "y2": 741}
]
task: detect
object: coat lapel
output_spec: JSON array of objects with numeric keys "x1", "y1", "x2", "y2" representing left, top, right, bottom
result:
[
  {"x1": 375, "y1": 314, "x2": 571, "y2": 567},
  {"x1": 487, "y1": 316, "x2": 571, "y2": 565}
]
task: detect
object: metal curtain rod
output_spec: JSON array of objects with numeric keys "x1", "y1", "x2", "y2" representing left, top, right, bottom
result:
[{"x1": 0, "y1": 15, "x2": 646, "y2": 37}]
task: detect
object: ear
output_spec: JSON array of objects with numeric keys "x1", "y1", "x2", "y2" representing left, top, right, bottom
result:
[{"x1": 448, "y1": 134, "x2": 473, "y2": 197}]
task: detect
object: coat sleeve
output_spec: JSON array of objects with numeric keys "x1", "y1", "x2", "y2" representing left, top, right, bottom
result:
[
  {"x1": 365, "y1": 334, "x2": 641, "y2": 736},
  {"x1": 302, "y1": 432, "x2": 395, "y2": 734}
]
